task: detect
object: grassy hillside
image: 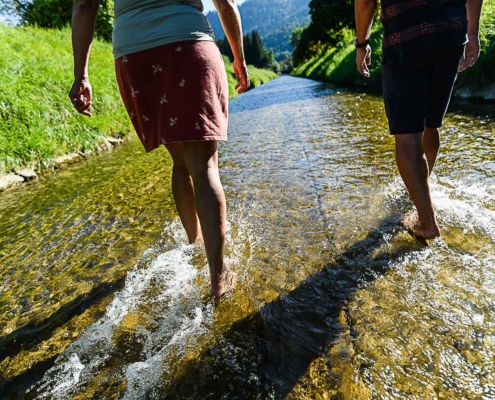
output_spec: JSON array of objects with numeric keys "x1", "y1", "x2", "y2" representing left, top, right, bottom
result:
[
  {"x1": 207, "y1": 0, "x2": 310, "y2": 60},
  {"x1": 292, "y1": 3, "x2": 495, "y2": 100},
  {"x1": 292, "y1": 27, "x2": 383, "y2": 88},
  {"x1": 455, "y1": 3, "x2": 495, "y2": 99},
  {"x1": 0, "y1": 26, "x2": 278, "y2": 176},
  {"x1": 0, "y1": 25, "x2": 131, "y2": 175}
]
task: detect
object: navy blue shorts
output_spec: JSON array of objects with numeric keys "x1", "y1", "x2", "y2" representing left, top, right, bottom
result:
[{"x1": 381, "y1": 45, "x2": 465, "y2": 134}]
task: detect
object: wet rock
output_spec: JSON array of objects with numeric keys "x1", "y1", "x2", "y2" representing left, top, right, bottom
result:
[
  {"x1": 54, "y1": 153, "x2": 82, "y2": 168},
  {"x1": 106, "y1": 137, "x2": 124, "y2": 146},
  {"x1": 98, "y1": 137, "x2": 113, "y2": 152},
  {"x1": 112, "y1": 311, "x2": 149, "y2": 362},
  {"x1": 0, "y1": 174, "x2": 25, "y2": 191},
  {"x1": 15, "y1": 169, "x2": 38, "y2": 181}
]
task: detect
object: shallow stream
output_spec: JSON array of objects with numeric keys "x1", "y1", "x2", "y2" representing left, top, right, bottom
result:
[{"x1": 0, "y1": 76, "x2": 494, "y2": 399}]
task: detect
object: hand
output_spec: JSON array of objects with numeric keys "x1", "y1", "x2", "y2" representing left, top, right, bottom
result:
[
  {"x1": 356, "y1": 45, "x2": 372, "y2": 78},
  {"x1": 459, "y1": 34, "x2": 480, "y2": 72},
  {"x1": 69, "y1": 77, "x2": 92, "y2": 117},
  {"x1": 233, "y1": 58, "x2": 250, "y2": 94}
]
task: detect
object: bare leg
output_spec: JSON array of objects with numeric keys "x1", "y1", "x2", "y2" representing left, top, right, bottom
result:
[
  {"x1": 422, "y1": 127, "x2": 440, "y2": 174},
  {"x1": 395, "y1": 133, "x2": 441, "y2": 239},
  {"x1": 165, "y1": 143, "x2": 200, "y2": 244},
  {"x1": 182, "y1": 141, "x2": 235, "y2": 297}
]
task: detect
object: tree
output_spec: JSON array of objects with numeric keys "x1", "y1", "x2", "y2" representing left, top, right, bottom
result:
[
  {"x1": 290, "y1": 27, "x2": 304, "y2": 49},
  {"x1": 251, "y1": 30, "x2": 266, "y2": 67},
  {"x1": 217, "y1": 37, "x2": 234, "y2": 61},
  {"x1": 1, "y1": 0, "x2": 114, "y2": 42},
  {"x1": 217, "y1": 29, "x2": 279, "y2": 72},
  {"x1": 293, "y1": 0, "x2": 353, "y2": 65}
]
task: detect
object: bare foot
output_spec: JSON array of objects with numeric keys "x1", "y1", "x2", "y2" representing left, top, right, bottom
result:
[
  {"x1": 402, "y1": 210, "x2": 441, "y2": 240},
  {"x1": 210, "y1": 268, "x2": 237, "y2": 298}
]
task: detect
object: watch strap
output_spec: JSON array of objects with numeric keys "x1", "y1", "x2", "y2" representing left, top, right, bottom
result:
[{"x1": 355, "y1": 38, "x2": 370, "y2": 49}]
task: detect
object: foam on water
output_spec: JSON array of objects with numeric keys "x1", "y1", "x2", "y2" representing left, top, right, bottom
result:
[
  {"x1": 30, "y1": 212, "x2": 255, "y2": 399},
  {"x1": 31, "y1": 221, "x2": 208, "y2": 398},
  {"x1": 383, "y1": 175, "x2": 495, "y2": 240}
]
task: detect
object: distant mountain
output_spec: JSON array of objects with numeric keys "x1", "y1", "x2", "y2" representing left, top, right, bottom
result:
[{"x1": 206, "y1": 0, "x2": 310, "y2": 61}]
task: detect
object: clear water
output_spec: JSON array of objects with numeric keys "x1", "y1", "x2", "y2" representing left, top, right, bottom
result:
[{"x1": 0, "y1": 76, "x2": 494, "y2": 399}]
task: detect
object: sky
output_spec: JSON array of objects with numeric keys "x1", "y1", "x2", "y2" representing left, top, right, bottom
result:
[{"x1": 202, "y1": 0, "x2": 246, "y2": 13}]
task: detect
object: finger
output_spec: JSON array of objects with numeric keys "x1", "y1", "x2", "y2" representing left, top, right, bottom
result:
[
  {"x1": 459, "y1": 56, "x2": 474, "y2": 71},
  {"x1": 458, "y1": 56, "x2": 467, "y2": 72},
  {"x1": 80, "y1": 110, "x2": 92, "y2": 117},
  {"x1": 75, "y1": 98, "x2": 90, "y2": 110},
  {"x1": 73, "y1": 97, "x2": 88, "y2": 108},
  {"x1": 76, "y1": 103, "x2": 90, "y2": 113},
  {"x1": 237, "y1": 79, "x2": 247, "y2": 93},
  {"x1": 241, "y1": 79, "x2": 249, "y2": 93},
  {"x1": 358, "y1": 61, "x2": 369, "y2": 77},
  {"x1": 362, "y1": 67, "x2": 370, "y2": 77}
]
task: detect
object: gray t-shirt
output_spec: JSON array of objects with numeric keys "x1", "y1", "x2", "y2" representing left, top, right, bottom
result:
[{"x1": 113, "y1": 0, "x2": 215, "y2": 59}]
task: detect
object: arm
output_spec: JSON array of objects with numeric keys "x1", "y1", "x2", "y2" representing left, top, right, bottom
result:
[
  {"x1": 459, "y1": 0, "x2": 484, "y2": 71},
  {"x1": 69, "y1": 0, "x2": 100, "y2": 116},
  {"x1": 212, "y1": 0, "x2": 250, "y2": 93},
  {"x1": 355, "y1": 0, "x2": 377, "y2": 78}
]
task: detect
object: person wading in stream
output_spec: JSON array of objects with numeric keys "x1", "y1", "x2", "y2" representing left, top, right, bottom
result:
[
  {"x1": 69, "y1": 0, "x2": 250, "y2": 297},
  {"x1": 355, "y1": 0, "x2": 484, "y2": 239}
]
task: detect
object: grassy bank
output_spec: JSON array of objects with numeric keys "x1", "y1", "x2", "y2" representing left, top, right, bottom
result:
[
  {"x1": 292, "y1": 3, "x2": 495, "y2": 100},
  {"x1": 292, "y1": 27, "x2": 383, "y2": 88},
  {"x1": 0, "y1": 26, "x2": 278, "y2": 176},
  {"x1": 223, "y1": 55, "x2": 278, "y2": 98}
]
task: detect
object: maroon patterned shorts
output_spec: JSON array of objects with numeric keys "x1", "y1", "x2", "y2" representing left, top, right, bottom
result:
[{"x1": 115, "y1": 40, "x2": 229, "y2": 152}]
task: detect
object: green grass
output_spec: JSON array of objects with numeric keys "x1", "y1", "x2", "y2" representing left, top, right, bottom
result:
[
  {"x1": 455, "y1": 1, "x2": 495, "y2": 96},
  {"x1": 292, "y1": 27, "x2": 383, "y2": 88},
  {"x1": 0, "y1": 26, "x2": 278, "y2": 175},
  {"x1": 292, "y1": 6, "x2": 495, "y2": 98},
  {"x1": 223, "y1": 55, "x2": 279, "y2": 98},
  {"x1": 0, "y1": 25, "x2": 132, "y2": 175}
]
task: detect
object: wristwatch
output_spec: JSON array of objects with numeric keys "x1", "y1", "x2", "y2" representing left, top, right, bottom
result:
[{"x1": 354, "y1": 37, "x2": 370, "y2": 49}]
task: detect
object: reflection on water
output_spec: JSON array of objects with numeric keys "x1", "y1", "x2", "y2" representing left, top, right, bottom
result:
[{"x1": 0, "y1": 76, "x2": 494, "y2": 399}]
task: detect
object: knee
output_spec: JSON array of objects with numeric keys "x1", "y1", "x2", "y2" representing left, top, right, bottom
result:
[
  {"x1": 186, "y1": 159, "x2": 217, "y2": 181},
  {"x1": 182, "y1": 142, "x2": 218, "y2": 179},
  {"x1": 395, "y1": 134, "x2": 424, "y2": 158},
  {"x1": 395, "y1": 133, "x2": 422, "y2": 148}
]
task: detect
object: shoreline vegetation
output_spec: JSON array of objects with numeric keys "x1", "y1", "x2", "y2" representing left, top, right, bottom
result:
[
  {"x1": 0, "y1": 25, "x2": 278, "y2": 192},
  {"x1": 291, "y1": 3, "x2": 495, "y2": 101}
]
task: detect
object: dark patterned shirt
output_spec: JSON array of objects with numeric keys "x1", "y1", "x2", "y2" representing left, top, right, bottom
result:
[{"x1": 380, "y1": 0, "x2": 468, "y2": 50}]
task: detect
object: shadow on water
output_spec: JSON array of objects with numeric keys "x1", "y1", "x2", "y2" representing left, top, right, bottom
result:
[
  {"x1": 0, "y1": 277, "x2": 127, "y2": 396},
  {"x1": 155, "y1": 215, "x2": 423, "y2": 399}
]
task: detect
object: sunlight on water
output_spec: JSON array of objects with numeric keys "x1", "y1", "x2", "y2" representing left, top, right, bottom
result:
[
  {"x1": 30, "y1": 214, "x2": 258, "y2": 399},
  {"x1": 0, "y1": 76, "x2": 494, "y2": 398}
]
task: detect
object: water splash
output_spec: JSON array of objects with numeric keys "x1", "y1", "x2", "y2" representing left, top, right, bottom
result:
[
  {"x1": 30, "y1": 210, "x2": 257, "y2": 399},
  {"x1": 31, "y1": 221, "x2": 208, "y2": 398}
]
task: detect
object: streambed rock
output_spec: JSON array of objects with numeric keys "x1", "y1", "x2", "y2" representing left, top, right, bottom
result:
[
  {"x1": 0, "y1": 136, "x2": 128, "y2": 195},
  {"x1": 0, "y1": 174, "x2": 25, "y2": 191},
  {"x1": 15, "y1": 169, "x2": 38, "y2": 181},
  {"x1": 106, "y1": 137, "x2": 124, "y2": 146},
  {"x1": 112, "y1": 311, "x2": 151, "y2": 361},
  {"x1": 54, "y1": 153, "x2": 83, "y2": 168}
]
